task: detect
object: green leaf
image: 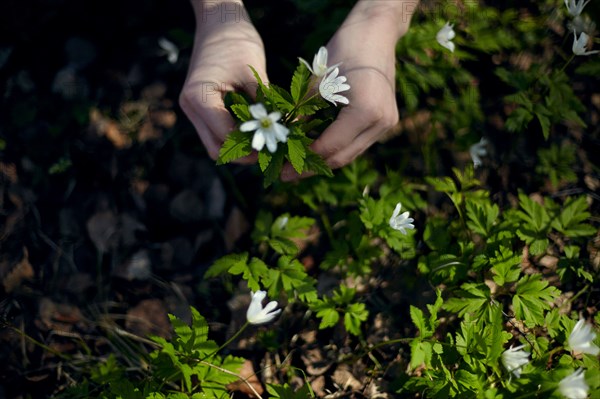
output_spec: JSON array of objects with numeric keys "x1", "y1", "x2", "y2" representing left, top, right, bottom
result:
[
  {"x1": 410, "y1": 340, "x2": 432, "y2": 370},
  {"x1": 466, "y1": 200, "x2": 499, "y2": 237},
  {"x1": 444, "y1": 283, "x2": 491, "y2": 319},
  {"x1": 490, "y1": 246, "x2": 521, "y2": 286},
  {"x1": 230, "y1": 104, "x2": 251, "y2": 122},
  {"x1": 269, "y1": 237, "x2": 298, "y2": 255},
  {"x1": 303, "y1": 150, "x2": 333, "y2": 177},
  {"x1": 312, "y1": 301, "x2": 340, "y2": 329},
  {"x1": 263, "y1": 147, "x2": 286, "y2": 187},
  {"x1": 258, "y1": 150, "x2": 272, "y2": 172},
  {"x1": 216, "y1": 130, "x2": 252, "y2": 165},
  {"x1": 229, "y1": 257, "x2": 269, "y2": 292},
  {"x1": 287, "y1": 136, "x2": 306, "y2": 174},
  {"x1": 344, "y1": 303, "x2": 368, "y2": 336},
  {"x1": 205, "y1": 253, "x2": 249, "y2": 278},
  {"x1": 512, "y1": 274, "x2": 560, "y2": 327},
  {"x1": 410, "y1": 305, "x2": 430, "y2": 338},
  {"x1": 425, "y1": 176, "x2": 457, "y2": 193},
  {"x1": 267, "y1": 382, "x2": 314, "y2": 399},
  {"x1": 291, "y1": 62, "x2": 311, "y2": 103},
  {"x1": 552, "y1": 196, "x2": 596, "y2": 237},
  {"x1": 263, "y1": 257, "x2": 315, "y2": 300}
]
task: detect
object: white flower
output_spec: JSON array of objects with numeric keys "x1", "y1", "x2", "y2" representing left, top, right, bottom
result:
[
  {"x1": 568, "y1": 318, "x2": 600, "y2": 355},
  {"x1": 572, "y1": 30, "x2": 599, "y2": 56},
  {"x1": 436, "y1": 22, "x2": 456, "y2": 53},
  {"x1": 319, "y1": 67, "x2": 350, "y2": 106},
  {"x1": 246, "y1": 290, "x2": 281, "y2": 325},
  {"x1": 158, "y1": 37, "x2": 179, "y2": 64},
  {"x1": 389, "y1": 203, "x2": 415, "y2": 235},
  {"x1": 559, "y1": 369, "x2": 589, "y2": 399},
  {"x1": 240, "y1": 103, "x2": 289, "y2": 153},
  {"x1": 501, "y1": 345, "x2": 530, "y2": 378},
  {"x1": 469, "y1": 137, "x2": 488, "y2": 168},
  {"x1": 299, "y1": 46, "x2": 340, "y2": 78},
  {"x1": 564, "y1": 0, "x2": 590, "y2": 17}
]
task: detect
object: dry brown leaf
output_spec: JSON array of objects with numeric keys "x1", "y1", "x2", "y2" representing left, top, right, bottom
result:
[
  {"x1": 226, "y1": 359, "x2": 264, "y2": 398},
  {"x1": 151, "y1": 109, "x2": 176, "y2": 128},
  {"x1": 125, "y1": 299, "x2": 171, "y2": 338},
  {"x1": 2, "y1": 247, "x2": 34, "y2": 293},
  {"x1": 89, "y1": 108, "x2": 131, "y2": 149},
  {"x1": 332, "y1": 364, "x2": 363, "y2": 391},
  {"x1": 36, "y1": 298, "x2": 84, "y2": 332}
]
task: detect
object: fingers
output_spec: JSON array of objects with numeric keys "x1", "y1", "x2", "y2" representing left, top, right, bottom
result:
[{"x1": 179, "y1": 64, "x2": 268, "y2": 163}]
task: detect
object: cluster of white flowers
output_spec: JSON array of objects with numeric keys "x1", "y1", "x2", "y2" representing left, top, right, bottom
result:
[
  {"x1": 243, "y1": 47, "x2": 350, "y2": 154},
  {"x1": 300, "y1": 47, "x2": 350, "y2": 106},
  {"x1": 564, "y1": 0, "x2": 599, "y2": 56},
  {"x1": 501, "y1": 318, "x2": 597, "y2": 398}
]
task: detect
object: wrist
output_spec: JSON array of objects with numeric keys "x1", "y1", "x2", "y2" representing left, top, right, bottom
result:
[
  {"x1": 191, "y1": 0, "x2": 249, "y2": 27},
  {"x1": 349, "y1": 0, "x2": 419, "y2": 41}
]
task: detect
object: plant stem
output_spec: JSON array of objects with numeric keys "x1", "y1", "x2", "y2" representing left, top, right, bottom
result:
[{"x1": 200, "y1": 321, "x2": 249, "y2": 362}]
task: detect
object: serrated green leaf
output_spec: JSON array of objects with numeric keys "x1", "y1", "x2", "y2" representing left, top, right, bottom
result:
[
  {"x1": 205, "y1": 253, "x2": 249, "y2": 278},
  {"x1": 230, "y1": 104, "x2": 251, "y2": 122},
  {"x1": 263, "y1": 147, "x2": 286, "y2": 187},
  {"x1": 410, "y1": 340, "x2": 432, "y2": 370},
  {"x1": 344, "y1": 303, "x2": 368, "y2": 336},
  {"x1": 410, "y1": 305, "x2": 429, "y2": 337},
  {"x1": 229, "y1": 257, "x2": 269, "y2": 292},
  {"x1": 291, "y1": 62, "x2": 311, "y2": 103},
  {"x1": 287, "y1": 136, "x2": 306, "y2": 174},
  {"x1": 303, "y1": 150, "x2": 333, "y2": 177},
  {"x1": 444, "y1": 283, "x2": 491, "y2": 319},
  {"x1": 269, "y1": 237, "x2": 298, "y2": 255},
  {"x1": 490, "y1": 246, "x2": 521, "y2": 286},
  {"x1": 264, "y1": 257, "x2": 315, "y2": 299},
  {"x1": 512, "y1": 274, "x2": 560, "y2": 327},
  {"x1": 216, "y1": 130, "x2": 252, "y2": 165}
]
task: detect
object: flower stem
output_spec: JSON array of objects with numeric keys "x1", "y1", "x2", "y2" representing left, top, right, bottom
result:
[
  {"x1": 200, "y1": 321, "x2": 249, "y2": 362},
  {"x1": 558, "y1": 54, "x2": 575, "y2": 74},
  {"x1": 283, "y1": 80, "x2": 321, "y2": 125}
]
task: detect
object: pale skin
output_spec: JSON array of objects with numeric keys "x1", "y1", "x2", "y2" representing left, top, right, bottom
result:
[{"x1": 179, "y1": 0, "x2": 419, "y2": 179}]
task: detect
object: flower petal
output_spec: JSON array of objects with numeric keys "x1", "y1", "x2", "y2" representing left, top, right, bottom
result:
[
  {"x1": 249, "y1": 103, "x2": 268, "y2": 119},
  {"x1": 251, "y1": 131, "x2": 266, "y2": 151},
  {"x1": 240, "y1": 120, "x2": 260, "y2": 132}
]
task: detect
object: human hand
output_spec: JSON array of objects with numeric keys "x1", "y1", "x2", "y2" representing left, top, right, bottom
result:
[
  {"x1": 179, "y1": 0, "x2": 268, "y2": 162},
  {"x1": 282, "y1": 1, "x2": 417, "y2": 180}
]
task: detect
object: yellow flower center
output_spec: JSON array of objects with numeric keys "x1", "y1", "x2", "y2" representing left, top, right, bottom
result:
[{"x1": 260, "y1": 117, "x2": 272, "y2": 129}]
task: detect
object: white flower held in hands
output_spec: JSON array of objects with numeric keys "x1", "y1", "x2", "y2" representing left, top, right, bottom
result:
[
  {"x1": 319, "y1": 67, "x2": 350, "y2": 106},
  {"x1": 389, "y1": 203, "x2": 415, "y2": 235},
  {"x1": 240, "y1": 103, "x2": 289, "y2": 153},
  {"x1": 299, "y1": 46, "x2": 340, "y2": 78},
  {"x1": 436, "y1": 22, "x2": 456, "y2": 53},
  {"x1": 501, "y1": 345, "x2": 530, "y2": 378},
  {"x1": 246, "y1": 290, "x2": 281, "y2": 325},
  {"x1": 559, "y1": 369, "x2": 589, "y2": 399},
  {"x1": 568, "y1": 318, "x2": 600, "y2": 355},
  {"x1": 564, "y1": 0, "x2": 590, "y2": 17},
  {"x1": 572, "y1": 30, "x2": 599, "y2": 56}
]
